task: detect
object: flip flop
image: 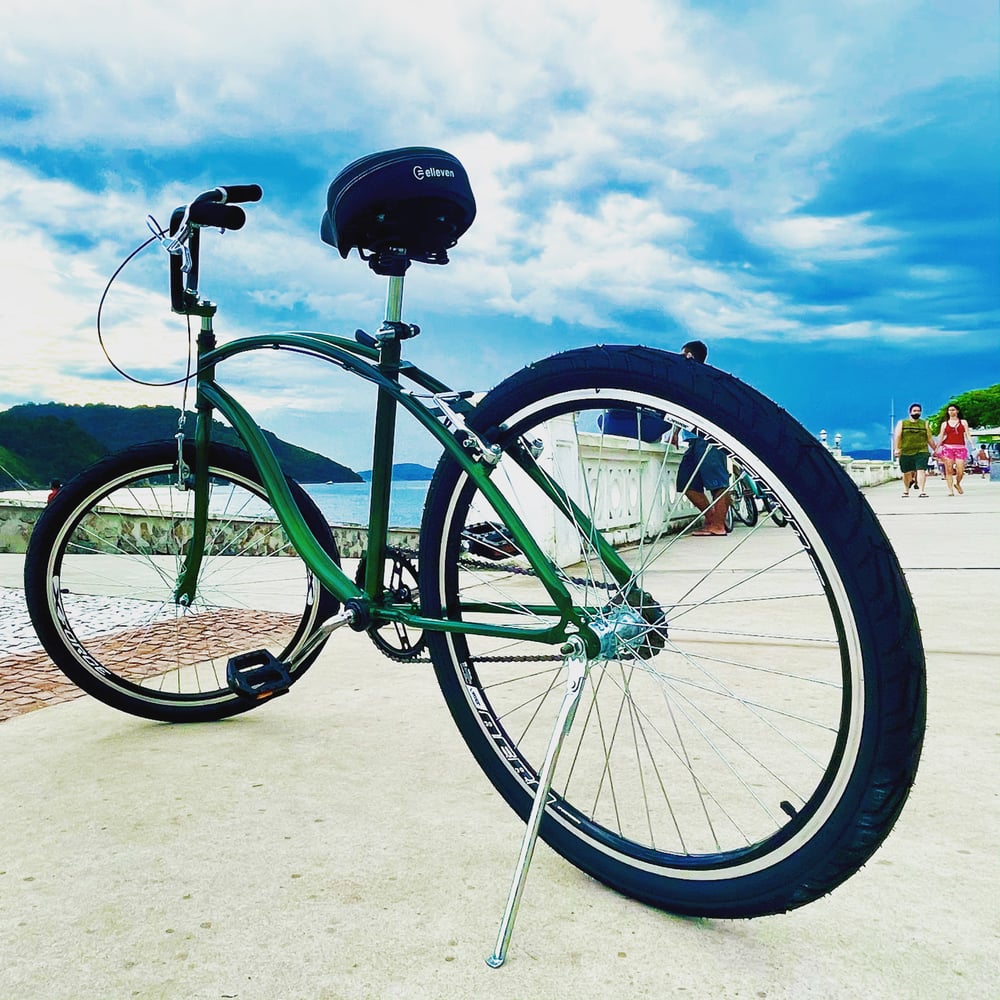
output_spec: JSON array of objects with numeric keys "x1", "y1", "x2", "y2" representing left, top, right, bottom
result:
[{"x1": 918, "y1": 493, "x2": 929, "y2": 497}]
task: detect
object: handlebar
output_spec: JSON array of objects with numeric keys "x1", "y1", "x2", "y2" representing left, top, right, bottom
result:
[
  {"x1": 208, "y1": 184, "x2": 263, "y2": 204},
  {"x1": 187, "y1": 184, "x2": 263, "y2": 228},
  {"x1": 166, "y1": 184, "x2": 262, "y2": 314},
  {"x1": 188, "y1": 202, "x2": 247, "y2": 230}
]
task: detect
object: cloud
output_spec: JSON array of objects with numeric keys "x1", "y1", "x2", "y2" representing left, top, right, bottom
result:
[
  {"x1": 0, "y1": 0, "x2": 995, "y2": 463},
  {"x1": 753, "y1": 213, "x2": 899, "y2": 261}
]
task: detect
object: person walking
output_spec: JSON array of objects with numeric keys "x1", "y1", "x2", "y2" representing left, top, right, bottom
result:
[
  {"x1": 675, "y1": 341, "x2": 730, "y2": 535},
  {"x1": 893, "y1": 403, "x2": 935, "y2": 497},
  {"x1": 936, "y1": 404, "x2": 976, "y2": 496}
]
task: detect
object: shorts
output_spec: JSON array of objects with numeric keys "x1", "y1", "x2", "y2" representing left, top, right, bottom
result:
[
  {"x1": 678, "y1": 437, "x2": 729, "y2": 492},
  {"x1": 938, "y1": 445, "x2": 968, "y2": 464},
  {"x1": 899, "y1": 452, "x2": 929, "y2": 473}
]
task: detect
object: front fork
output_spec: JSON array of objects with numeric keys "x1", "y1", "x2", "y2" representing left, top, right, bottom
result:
[{"x1": 173, "y1": 314, "x2": 217, "y2": 607}]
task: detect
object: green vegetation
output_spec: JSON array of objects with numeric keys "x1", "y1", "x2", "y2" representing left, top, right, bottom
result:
[
  {"x1": 0, "y1": 403, "x2": 361, "y2": 489},
  {"x1": 928, "y1": 384, "x2": 1000, "y2": 431},
  {"x1": 0, "y1": 444, "x2": 36, "y2": 488}
]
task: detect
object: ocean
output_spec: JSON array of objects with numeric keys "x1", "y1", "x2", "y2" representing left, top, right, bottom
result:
[
  {"x1": 0, "y1": 479, "x2": 433, "y2": 529},
  {"x1": 302, "y1": 480, "x2": 430, "y2": 528}
]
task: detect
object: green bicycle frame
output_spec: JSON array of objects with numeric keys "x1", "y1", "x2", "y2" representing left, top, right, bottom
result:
[{"x1": 173, "y1": 279, "x2": 634, "y2": 655}]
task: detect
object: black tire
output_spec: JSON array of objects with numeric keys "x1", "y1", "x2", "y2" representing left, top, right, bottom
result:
[
  {"x1": 24, "y1": 442, "x2": 340, "y2": 722},
  {"x1": 732, "y1": 478, "x2": 759, "y2": 527},
  {"x1": 419, "y1": 345, "x2": 925, "y2": 918},
  {"x1": 764, "y1": 493, "x2": 789, "y2": 527}
]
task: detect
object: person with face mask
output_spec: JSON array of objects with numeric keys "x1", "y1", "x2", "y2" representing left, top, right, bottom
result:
[{"x1": 894, "y1": 403, "x2": 935, "y2": 497}]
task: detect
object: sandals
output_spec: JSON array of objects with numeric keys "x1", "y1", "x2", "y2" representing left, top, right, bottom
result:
[{"x1": 918, "y1": 492, "x2": 929, "y2": 497}]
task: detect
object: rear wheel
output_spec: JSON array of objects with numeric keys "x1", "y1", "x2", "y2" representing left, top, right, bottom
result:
[
  {"x1": 24, "y1": 441, "x2": 340, "y2": 722},
  {"x1": 419, "y1": 345, "x2": 925, "y2": 918}
]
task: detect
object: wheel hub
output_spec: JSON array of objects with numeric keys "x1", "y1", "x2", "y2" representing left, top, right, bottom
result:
[{"x1": 589, "y1": 588, "x2": 668, "y2": 661}]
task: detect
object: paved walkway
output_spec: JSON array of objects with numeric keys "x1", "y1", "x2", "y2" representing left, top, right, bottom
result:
[{"x1": 0, "y1": 477, "x2": 997, "y2": 999}]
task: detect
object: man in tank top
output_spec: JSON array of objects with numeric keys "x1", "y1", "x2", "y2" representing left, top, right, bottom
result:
[{"x1": 893, "y1": 403, "x2": 935, "y2": 497}]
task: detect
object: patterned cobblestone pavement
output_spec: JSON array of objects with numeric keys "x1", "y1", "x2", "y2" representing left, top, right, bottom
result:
[
  {"x1": 0, "y1": 587, "x2": 296, "y2": 722},
  {"x1": 0, "y1": 588, "x2": 84, "y2": 720}
]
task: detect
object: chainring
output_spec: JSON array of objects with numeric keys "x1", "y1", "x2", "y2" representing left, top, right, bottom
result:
[{"x1": 355, "y1": 547, "x2": 426, "y2": 661}]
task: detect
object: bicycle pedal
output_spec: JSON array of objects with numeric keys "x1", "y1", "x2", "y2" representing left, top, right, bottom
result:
[{"x1": 226, "y1": 650, "x2": 293, "y2": 701}]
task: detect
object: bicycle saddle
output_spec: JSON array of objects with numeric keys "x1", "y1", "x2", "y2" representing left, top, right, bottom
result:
[{"x1": 321, "y1": 147, "x2": 476, "y2": 275}]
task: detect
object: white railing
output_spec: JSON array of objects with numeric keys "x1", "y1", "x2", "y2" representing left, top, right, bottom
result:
[
  {"x1": 473, "y1": 416, "x2": 698, "y2": 566},
  {"x1": 818, "y1": 429, "x2": 899, "y2": 487}
]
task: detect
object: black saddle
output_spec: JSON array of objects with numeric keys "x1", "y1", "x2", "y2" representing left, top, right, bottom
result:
[{"x1": 321, "y1": 147, "x2": 476, "y2": 275}]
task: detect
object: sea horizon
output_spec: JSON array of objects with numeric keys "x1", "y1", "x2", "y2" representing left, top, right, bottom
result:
[{"x1": 302, "y1": 480, "x2": 429, "y2": 529}]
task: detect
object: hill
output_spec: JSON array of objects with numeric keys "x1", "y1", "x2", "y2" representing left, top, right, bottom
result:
[
  {"x1": 0, "y1": 403, "x2": 361, "y2": 489},
  {"x1": 359, "y1": 463, "x2": 435, "y2": 482}
]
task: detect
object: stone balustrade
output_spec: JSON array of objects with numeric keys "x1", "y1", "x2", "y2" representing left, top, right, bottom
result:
[
  {"x1": 0, "y1": 497, "x2": 417, "y2": 559},
  {"x1": 0, "y1": 424, "x2": 899, "y2": 564},
  {"x1": 817, "y1": 429, "x2": 899, "y2": 488},
  {"x1": 835, "y1": 457, "x2": 898, "y2": 487},
  {"x1": 471, "y1": 416, "x2": 700, "y2": 566}
]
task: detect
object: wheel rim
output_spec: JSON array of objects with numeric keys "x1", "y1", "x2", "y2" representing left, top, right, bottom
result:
[
  {"x1": 430, "y1": 389, "x2": 864, "y2": 878},
  {"x1": 40, "y1": 458, "x2": 326, "y2": 708}
]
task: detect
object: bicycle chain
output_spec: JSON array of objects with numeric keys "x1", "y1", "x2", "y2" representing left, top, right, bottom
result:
[
  {"x1": 372, "y1": 546, "x2": 617, "y2": 665},
  {"x1": 396, "y1": 546, "x2": 619, "y2": 591}
]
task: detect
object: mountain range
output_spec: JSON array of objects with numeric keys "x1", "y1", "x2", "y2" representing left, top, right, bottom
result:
[
  {"x1": 0, "y1": 402, "x2": 361, "y2": 489},
  {"x1": 358, "y1": 463, "x2": 435, "y2": 482}
]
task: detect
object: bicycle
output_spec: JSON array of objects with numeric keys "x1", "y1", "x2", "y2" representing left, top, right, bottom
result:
[
  {"x1": 24, "y1": 146, "x2": 926, "y2": 966},
  {"x1": 729, "y1": 462, "x2": 788, "y2": 528}
]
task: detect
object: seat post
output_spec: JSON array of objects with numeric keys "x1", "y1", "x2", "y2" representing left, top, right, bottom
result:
[
  {"x1": 364, "y1": 272, "x2": 406, "y2": 601},
  {"x1": 384, "y1": 274, "x2": 405, "y2": 324}
]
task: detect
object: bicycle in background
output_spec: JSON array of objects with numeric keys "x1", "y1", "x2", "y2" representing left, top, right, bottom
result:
[{"x1": 729, "y1": 461, "x2": 789, "y2": 528}]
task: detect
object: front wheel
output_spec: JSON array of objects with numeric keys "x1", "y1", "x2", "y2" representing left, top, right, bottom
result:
[
  {"x1": 419, "y1": 345, "x2": 925, "y2": 918},
  {"x1": 24, "y1": 441, "x2": 340, "y2": 722},
  {"x1": 763, "y1": 492, "x2": 789, "y2": 527}
]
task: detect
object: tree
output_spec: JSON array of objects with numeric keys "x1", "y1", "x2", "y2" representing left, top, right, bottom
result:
[{"x1": 928, "y1": 384, "x2": 1000, "y2": 430}]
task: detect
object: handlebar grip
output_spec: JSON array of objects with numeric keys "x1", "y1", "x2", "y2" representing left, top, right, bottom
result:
[
  {"x1": 217, "y1": 184, "x2": 263, "y2": 204},
  {"x1": 187, "y1": 202, "x2": 247, "y2": 230}
]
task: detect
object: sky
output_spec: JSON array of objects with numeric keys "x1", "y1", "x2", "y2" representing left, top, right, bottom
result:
[{"x1": 1, "y1": 0, "x2": 997, "y2": 471}]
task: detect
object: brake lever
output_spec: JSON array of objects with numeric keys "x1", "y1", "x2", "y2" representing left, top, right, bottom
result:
[{"x1": 147, "y1": 214, "x2": 193, "y2": 274}]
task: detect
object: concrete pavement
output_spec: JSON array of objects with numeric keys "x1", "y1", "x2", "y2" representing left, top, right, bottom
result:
[{"x1": 0, "y1": 475, "x2": 998, "y2": 999}]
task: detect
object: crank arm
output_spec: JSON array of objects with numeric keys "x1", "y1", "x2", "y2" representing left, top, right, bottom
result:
[{"x1": 283, "y1": 609, "x2": 357, "y2": 670}]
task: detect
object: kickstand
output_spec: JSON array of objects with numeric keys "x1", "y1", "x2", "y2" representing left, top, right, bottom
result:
[{"x1": 486, "y1": 637, "x2": 591, "y2": 968}]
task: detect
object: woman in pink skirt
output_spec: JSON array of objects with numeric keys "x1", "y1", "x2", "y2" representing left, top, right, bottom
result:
[{"x1": 935, "y1": 404, "x2": 976, "y2": 495}]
